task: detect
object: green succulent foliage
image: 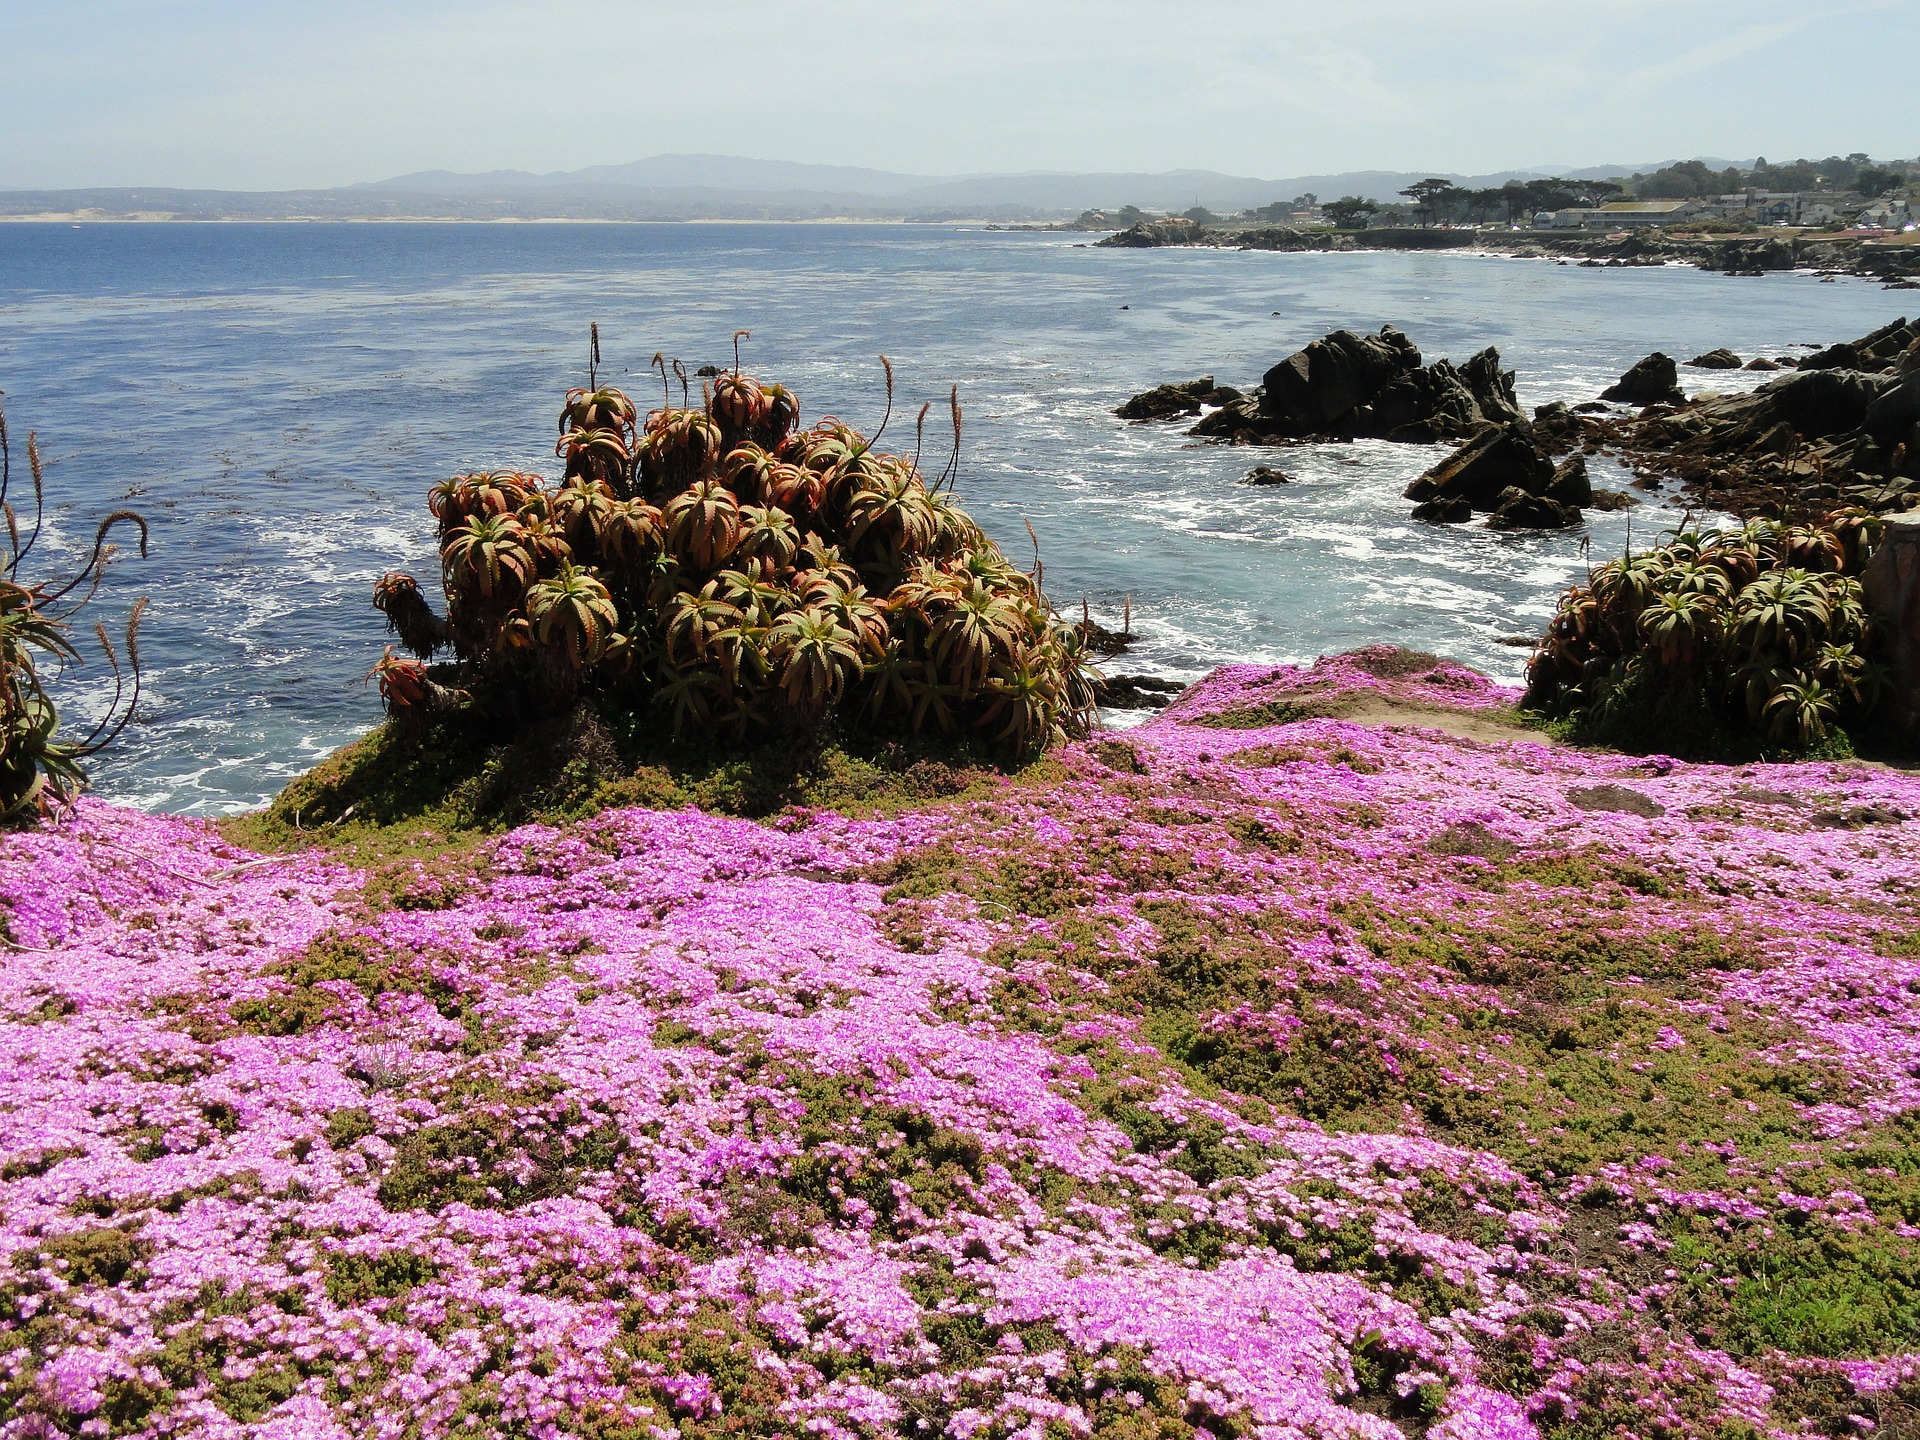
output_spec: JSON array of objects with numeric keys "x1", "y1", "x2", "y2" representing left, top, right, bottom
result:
[
  {"x1": 1524, "y1": 508, "x2": 1889, "y2": 756},
  {"x1": 0, "y1": 404, "x2": 150, "y2": 823},
  {"x1": 372, "y1": 361, "x2": 1097, "y2": 755}
]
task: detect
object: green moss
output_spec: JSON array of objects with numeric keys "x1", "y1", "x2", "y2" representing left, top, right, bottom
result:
[
  {"x1": 12, "y1": 1225, "x2": 151, "y2": 1288},
  {"x1": 1190, "y1": 697, "x2": 1343, "y2": 730},
  {"x1": 225, "y1": 931, "x2": 477, "y2": 1037},
  {"x1": 374, "y1": 1081, "x2": 624, "y2": 1212},
  {"x1": 323, "y1": 1248, "x2": 440, "y2": 1307},
  {"x1": 222, "y1": 702, "x2": 1038, "y2": 869},
  {"x1": 323, "y1": 1108, "x2": 375, "y2": 1149}
]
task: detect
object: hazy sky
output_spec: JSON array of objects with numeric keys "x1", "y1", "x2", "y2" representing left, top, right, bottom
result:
[{"x1": 3, "y1": 0, "x2": 1914, "y2": 189}]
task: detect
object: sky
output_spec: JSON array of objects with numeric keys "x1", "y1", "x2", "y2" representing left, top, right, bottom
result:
[{"x1": 1, "y1": 0, "x2": 1914, "y2": 190}]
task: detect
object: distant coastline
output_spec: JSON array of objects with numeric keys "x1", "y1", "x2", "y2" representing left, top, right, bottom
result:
[{"x1": 0, "y1": 213, "x2": 978, "y2": 226}]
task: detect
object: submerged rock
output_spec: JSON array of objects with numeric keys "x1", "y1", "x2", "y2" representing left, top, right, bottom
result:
[
  {"x1": 1115, "y1": 376, "x2": 1240, "y2": 421},
  {"x1": 1686, "y1": 348, "x2": 1743, "y2": 369},
  {"x1": 1410, "y1": 496, "x2": 1473, "y2": 524}
]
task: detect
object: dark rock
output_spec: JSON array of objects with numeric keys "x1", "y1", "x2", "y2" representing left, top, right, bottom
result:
[
  {"x1": 1862, "y1": 517, "x2": 1920, "y2": 744},
  {"x1": 695, "y1": 364, "x2": 723, "y2": 377},
  {"x1": 1731, "y1": 786, "x2": 1800, "y2": 807},
  {"x1": 1350, "y1": 359, "x2": 1485, "y2": 441},
  {"x1": 1534, "y1": 402, "x2": 1571, "y2": 423},
  {"x1": 1686, "y1": 348, "x2": 1743, "y2": 369},
  {"x1": 1404, "y1": 423, "x2": 1554, "y2": 510},
  {"x1": 1601, "y1": 352, "x2": 1685, "y2": 406},
  {"x1": 1797, "y1": 342, "x2": 1859, "y2": 372},
  {"x1": 1543, "y1": 454, "x2": 1593, "y2": 506},
  {"x1": 1189, "y1": 397, "x2": 1269, "y2": 442},
  {"x1": 1487, "y1": 488, "x2": 1580, "y2": 530},
  {"x1": 1811, "y1": 804, "x2": 1908, "y2": 830},
  {"x1": 1802, "y1": 317, "x2": 1915, "y2": 372},
  {"x1": 1567, "y1": 784, "x2": 1665, "y2": 817},
  {"x1": 1865, "y1": 371, "x2": 1920, "y2": 447},
  {"x1": 1097, "y1": 217, "x2": 1207, "y2": 249},
  {"x1": 1259, "y1": 325, "x2": 1422, "y2": 436},
  {"x1": 1410, "y1": 497, "x2": 1473, "y2": 523},
  {"x1": 1758, "y1": 368, "x2": 1885, "y2": 438},
  {"x1": 1573, "y1": 401, "x2": 1611, "y2": 414},
  {"x1": 1093, "y1": 674, "x2": 1186, "y2": 710},
  {"x1": 1116, "y1": 376, "x2": 1230, "y2": 421},
  {"x1": 1588, "y1": 489, "x2": 1640, "y2": 510},
  {"x1": 1239, "y1": 466, "x2": 1292, "y2": 486},
  {"x1": 1459, "y1": 347, "x2": 1525, "y2": 424},
  {"x1": 1744, "y1": 357, "x2": 1780, "y2": 371}
]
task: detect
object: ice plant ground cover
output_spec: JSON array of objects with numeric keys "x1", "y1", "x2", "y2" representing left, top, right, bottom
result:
[{"x1": 2, "y1": 647, "x2": 1918, "y2": 1440}]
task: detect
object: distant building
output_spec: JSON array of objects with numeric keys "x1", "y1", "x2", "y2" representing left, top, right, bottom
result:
[
  {"x1": 1700, "y1": 190, "x2": 1864, "y2": 226},
  {"x1": 1858, "y1": 198, "x2": 1916, "y2": 230},
  {"x1": 1535, "y1": 200, "x2": 1700, "y2": 230}
]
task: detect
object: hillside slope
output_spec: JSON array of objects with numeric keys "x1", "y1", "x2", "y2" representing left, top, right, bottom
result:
[{"x1": 2, "y1": 650, "x2": 1916, "y2": 1438}]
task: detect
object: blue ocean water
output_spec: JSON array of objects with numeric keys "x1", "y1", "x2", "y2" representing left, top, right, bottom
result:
[{"x1": 0, "y1": 222, "x2": 1904, "y2": 813}]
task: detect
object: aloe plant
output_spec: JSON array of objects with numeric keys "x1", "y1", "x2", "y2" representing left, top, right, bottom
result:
[
  {"x1": 1525, "y1": 508, "x2": 1890, "y2": 755},
  {"x1": 0, "y1": 403, "x2": 150, "y2": 822},
  {"x1": 367, "y1": 350, "x2": 1096, "y2": 756}
]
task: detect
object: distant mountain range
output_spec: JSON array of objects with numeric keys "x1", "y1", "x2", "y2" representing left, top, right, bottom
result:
[{"x1": 0, "y1": 153, "x2": 1729, "y2": 222}]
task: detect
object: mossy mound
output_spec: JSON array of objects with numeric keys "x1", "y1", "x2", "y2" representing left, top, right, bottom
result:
[{"x1": 227, "y1": 699, "x2": 1061, "y2": 867}]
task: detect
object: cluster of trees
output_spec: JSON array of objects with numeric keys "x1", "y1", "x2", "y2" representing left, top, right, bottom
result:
[
  {"x1": 1632, "y1": 153, "x2": 1913, "y2": 199},
  {"x1": 1324, "y1": 177, "x2": 1625, "y2": 229}
]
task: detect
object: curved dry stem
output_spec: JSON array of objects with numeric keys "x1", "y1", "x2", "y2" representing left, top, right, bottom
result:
[
  {"x1": 14, "y1": 433, "x2": 48, "y2": 573},
  {"x1": 935, "y1": 386, "x2": 964, "y2": 493},
  {"x1": 867, "y1": 355, "x2": 896, "y2": 451},
  {"x1": 911, "y1": 401, "x2": 931, "y2": 477},
  {"x1": 732, "y1": 329, "x2": 750, "y2": 377},
  {"x1": 41, "y1": 511, "x2": 149, "y2": 606},
  {"x1": 75, "y1": 596, "x2": 148, "y2": 754}
]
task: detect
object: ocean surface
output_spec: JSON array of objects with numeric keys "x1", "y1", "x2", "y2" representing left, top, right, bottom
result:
[{"x1": 0, "y1": 222, "x2": 1905, "y2": 814}]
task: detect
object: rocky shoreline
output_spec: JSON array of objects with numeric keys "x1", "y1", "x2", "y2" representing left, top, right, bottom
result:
[
  {"x1": 1095, "y1": 217, "x2": 1920, "y2": 288},
  {"x1": 1118, "y1": 317, "x2": 1920, "y2": 527}
]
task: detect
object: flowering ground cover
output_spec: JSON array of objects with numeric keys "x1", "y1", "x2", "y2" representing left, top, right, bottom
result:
[{"x1": 2, "y1": 646, "x2": 1918, "y2": 1439}]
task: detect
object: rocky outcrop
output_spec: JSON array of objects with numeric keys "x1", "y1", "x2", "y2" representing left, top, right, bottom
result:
[
  {"x1": 1799, "y1": 318, "x2": 1916, "y2": 372},
  {"x1": 1686, "y1": 349, "x2": 1742, "y2": 369},
  {"x1": 1534, "y1": 319, "x2": 1920, "y2": 521},
  {"x1": 1862, "y1": 518, "x2": 1920, "y2": 744},
  {"x1": 1405, "y1": 424, "x2": 1553, "y2": 512},
  {"x1": 1601, "y1": 353, "x2": 1684, "y2": 406},
  {"x1": 1543, "y1": 454, "x2": 1593, "y2": 506},
  {"x1": 1402, "y1": 425, "x2": 1594, "y2": 529},
  {"x1": 1115, "y1": 376, "x2": 1241, "y2": 421},
  {"x1": 1179, "y1": 326, "x2": 1524, "y2": 445},
  {"x1": 1092, "y1": 673, "x2": 1187, "y2": 710},
  {"x1": 1096, "y1": 217, "x2": 1207, "y2": 248}
]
